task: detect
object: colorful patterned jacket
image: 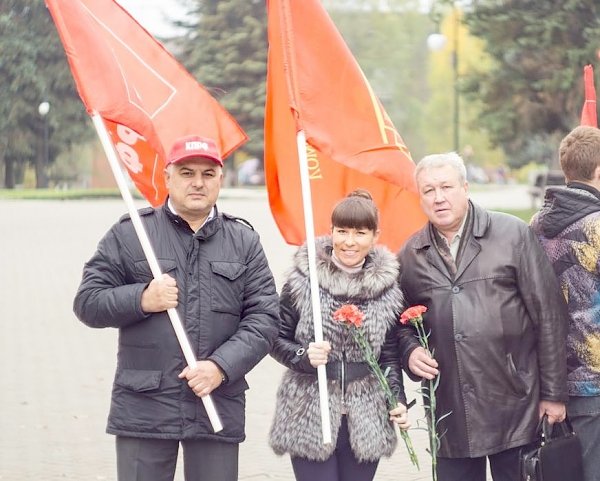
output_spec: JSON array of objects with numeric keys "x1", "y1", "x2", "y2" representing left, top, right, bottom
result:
[{"x1": 531, "y1": 183, "x2": 600, "y2": 396}]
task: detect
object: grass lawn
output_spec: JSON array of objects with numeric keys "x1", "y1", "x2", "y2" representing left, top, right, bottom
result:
[{"x1": 499, "y1": 208, "x2": 537, "y2": 223}]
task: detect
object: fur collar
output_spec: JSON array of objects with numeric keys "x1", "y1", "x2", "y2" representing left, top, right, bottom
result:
[{"x1": 292, "y1": 236, "x2": 399, "y2": 300}]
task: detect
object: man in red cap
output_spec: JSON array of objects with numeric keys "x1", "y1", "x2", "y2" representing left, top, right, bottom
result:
[
  {"x1": 163, "y1": 135, "x2": 225, "y2": 232},
  {"x1": 74, "y1": 135, "x2": 279, "y2": 481}
]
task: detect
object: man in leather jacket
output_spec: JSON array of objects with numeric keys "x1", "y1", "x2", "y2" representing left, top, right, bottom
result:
[
  {"x1": 73, "y1": 135, "x2": 279, "y2": 481},
  {"x1": 397, "y1": 152, "x2": 569, "y2": 481}
]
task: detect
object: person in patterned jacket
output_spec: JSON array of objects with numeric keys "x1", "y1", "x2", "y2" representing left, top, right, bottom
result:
[{"x1": 531, "y1": 125, "x2": 600, "y2": 481}]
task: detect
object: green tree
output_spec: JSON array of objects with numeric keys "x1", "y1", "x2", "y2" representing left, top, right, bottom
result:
[
  {"x1": 464, "y1": 0, "x2": 600, "y2": 168},
  {"x1": 0, "y1": 1, "x2": 92, "y2": 188},
  {"x1": 425, "y1": 6, "x2": 505, "y2": 167},
  {"x1": 174, "y1": 0, "x2": 267, "y2": 160}
]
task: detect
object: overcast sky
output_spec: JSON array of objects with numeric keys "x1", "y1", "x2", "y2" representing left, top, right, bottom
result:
[{"x1": 116, "y1": 0, "x2": 187, "y2": 36}]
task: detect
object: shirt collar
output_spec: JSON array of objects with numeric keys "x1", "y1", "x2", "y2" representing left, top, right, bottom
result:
[
  {"x1": 167, "y1": 199, "x2": 215, "y2": 232},
  {"x1": 437, "y1": 210, "x2": 469, "y2": 247}
]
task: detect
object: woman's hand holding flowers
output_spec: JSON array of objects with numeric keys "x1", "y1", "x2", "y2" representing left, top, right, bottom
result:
[{"x1": 389, "y1": 403, "x2": 411, "y2": 430}]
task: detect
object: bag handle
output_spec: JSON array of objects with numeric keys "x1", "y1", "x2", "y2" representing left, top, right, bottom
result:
[{"x1": 540, "y1": 413, "x2": 575, "y2": 442}]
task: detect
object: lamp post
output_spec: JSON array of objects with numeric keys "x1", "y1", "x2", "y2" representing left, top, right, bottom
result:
[
  {"x1": 427, "y1": 4, "x2": 460, "y2": 153},
  {"x1": 38, "y1": 101, "x2": 50, "y2": 188}
]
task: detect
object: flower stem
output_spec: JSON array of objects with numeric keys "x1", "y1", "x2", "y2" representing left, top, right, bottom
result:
[
  {"x1": 415, "y1": 321, "x2": 438, "y2": 481},
  {"x1": 350, "y1": 329, "x2": 420, "y2": 469}
]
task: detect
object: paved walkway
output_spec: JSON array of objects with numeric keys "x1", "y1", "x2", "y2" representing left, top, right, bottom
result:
[{"x1": 0, "y1": 189, "x2": 513, "y2": 480}]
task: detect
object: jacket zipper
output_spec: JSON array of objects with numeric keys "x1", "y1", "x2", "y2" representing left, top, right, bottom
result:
[{"x1": 341, "y1": 350, "x2": 346, "y2": 411}]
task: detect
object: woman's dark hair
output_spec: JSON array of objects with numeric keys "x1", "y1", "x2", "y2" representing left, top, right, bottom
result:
[{"x1": 331, "y1": 189, "x2": 378, "y2": 231}]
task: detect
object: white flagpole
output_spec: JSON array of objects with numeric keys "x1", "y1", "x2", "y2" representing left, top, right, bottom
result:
[
  {"x1": 296, "y1": 130, "x2": 332, "y2": 445},
  {"x1": 90, "y1": 113, "x2": 223, "y2": 433}
]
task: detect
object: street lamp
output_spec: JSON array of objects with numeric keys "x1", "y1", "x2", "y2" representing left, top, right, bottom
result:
[
  {"x1": 427, "y1": 4, "x2": 460, "y2": 153},
  {"x1": 38, "y1": 101, "x2": 50, "y2": 186}
]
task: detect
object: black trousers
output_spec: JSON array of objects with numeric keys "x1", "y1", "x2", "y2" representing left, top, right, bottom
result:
[
  {"x1": 437, "y1": 445, "x2": 523, "y2": 481},
  {"x1": 116, "y1": 436, "x2": 238, "y2": 481},
  {"x1": 290, "y1": 416, "x2": 379, "y2": 481}
]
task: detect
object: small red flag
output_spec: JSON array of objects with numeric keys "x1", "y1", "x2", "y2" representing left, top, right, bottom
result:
[
  {"x1": 264, "y1": 0, "x2": 426, "y2": 252},
  {"x1": 45, "y1": 0, "x2": 247, "y2": 205},
  {"x1": 580, "y1": 65, "x2": 597, "y2": 128}
]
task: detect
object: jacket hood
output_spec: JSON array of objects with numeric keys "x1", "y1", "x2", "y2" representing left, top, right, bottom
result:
[{"x1": 536, "y1": 186, "x2": 600, "y2": 238}]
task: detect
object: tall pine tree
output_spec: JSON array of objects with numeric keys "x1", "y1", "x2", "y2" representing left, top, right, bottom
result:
[
  {"x1": 174, "y1": 0, "x2": 267, "y2": 163},
  {"x1": 0, "y1": 1, "x2": 92, "y2": 188},
  {"x1": 464, "y1": 0, "x2": 600, "y2": 168}
]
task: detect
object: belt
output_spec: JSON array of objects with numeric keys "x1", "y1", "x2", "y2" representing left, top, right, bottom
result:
[{"x1": 325, "y1": 361, "x2": 371, "y2": 384}]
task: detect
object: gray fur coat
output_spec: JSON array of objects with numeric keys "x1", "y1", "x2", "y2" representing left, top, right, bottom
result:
[{"x1": 269, "y1": 237, "x2": 406, "y2": 462}]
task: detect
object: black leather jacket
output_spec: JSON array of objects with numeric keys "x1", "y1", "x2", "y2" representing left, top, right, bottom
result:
[{"x1": 398, "y1": 202, "x2": 568, "y2": 458}]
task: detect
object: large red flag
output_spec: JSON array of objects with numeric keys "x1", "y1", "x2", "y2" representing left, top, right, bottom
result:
[
  {"x1": 580, "y1": 65, "x2": 598, "y2": 128},
  {"x1": 265, "y1": 0, "x2": 426, "y2": 252},
  {"x1": 46, "y1": 0, "x2": 247, "y2": 205}
]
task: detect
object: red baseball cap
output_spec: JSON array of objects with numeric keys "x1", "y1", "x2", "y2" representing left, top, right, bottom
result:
[{"x1": 166, "y1": 135, "x2": 223, "y2": 167}]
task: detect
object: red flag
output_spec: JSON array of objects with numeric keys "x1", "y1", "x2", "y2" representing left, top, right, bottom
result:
[
  {"x1": 46, "y1": 0, "x2": 247, "y2": 205},
  {"x1": 265, "y1": 0, "x2": 426, "y2": 252},
  {"x1": 580, "y1": 65, "x2": 597, "y2": 128}
]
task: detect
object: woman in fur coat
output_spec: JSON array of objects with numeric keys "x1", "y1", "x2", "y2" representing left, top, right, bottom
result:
[{"x1": 269, "y1": 190, "x2": 410, "y2": 481}]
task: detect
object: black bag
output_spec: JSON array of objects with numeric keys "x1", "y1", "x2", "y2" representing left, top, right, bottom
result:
[{"x1": 519, "y1": 415, "x2": 584, "y2": 481}]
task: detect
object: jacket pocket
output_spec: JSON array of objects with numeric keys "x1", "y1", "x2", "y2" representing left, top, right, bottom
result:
[
  {"x1": 115, "y1": 369, "x2": 162, "y2": 392},
  {"x1": 209, "y1": 261, "x2": 246, "y2": 315},
  {"x1": 506, "y1": 353, "x2": 528, "y2": 398},
  {"x1": 133, "y1": 258, "x2": 177, "y2": 283},
  {"x1": 197, "y1": 378, "x2": 248, "y2": 438}
]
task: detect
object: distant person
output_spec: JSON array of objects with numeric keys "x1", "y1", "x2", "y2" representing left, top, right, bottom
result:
[
  {"x1": 531, "y1": 125, "x2": 600, "y2": 481},
  {"x1": 237, "y1": 157, "x2": 264, "y2": 186},
  {"x1": 73, "y1": 135, "x2": 279, "y2": 481},
  {"x1": 397, "y1": 152, "x2": 569, "y2": 481},
  {"x1": 269, "y1": 190, "x2": 410, "y2": 481}
]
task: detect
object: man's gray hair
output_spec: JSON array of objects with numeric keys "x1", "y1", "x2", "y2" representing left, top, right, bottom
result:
[{"x1": 415, "y1": 152, "x2": 467, "y2": 184}]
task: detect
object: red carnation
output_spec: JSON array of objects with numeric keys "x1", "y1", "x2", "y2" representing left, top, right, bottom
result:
[
  {"x1": 333, "y1": 304, "x2": 365, "y2": 328},
  {"x1": 400, "y1": 305, "x2": 427, "y2": 325}
]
